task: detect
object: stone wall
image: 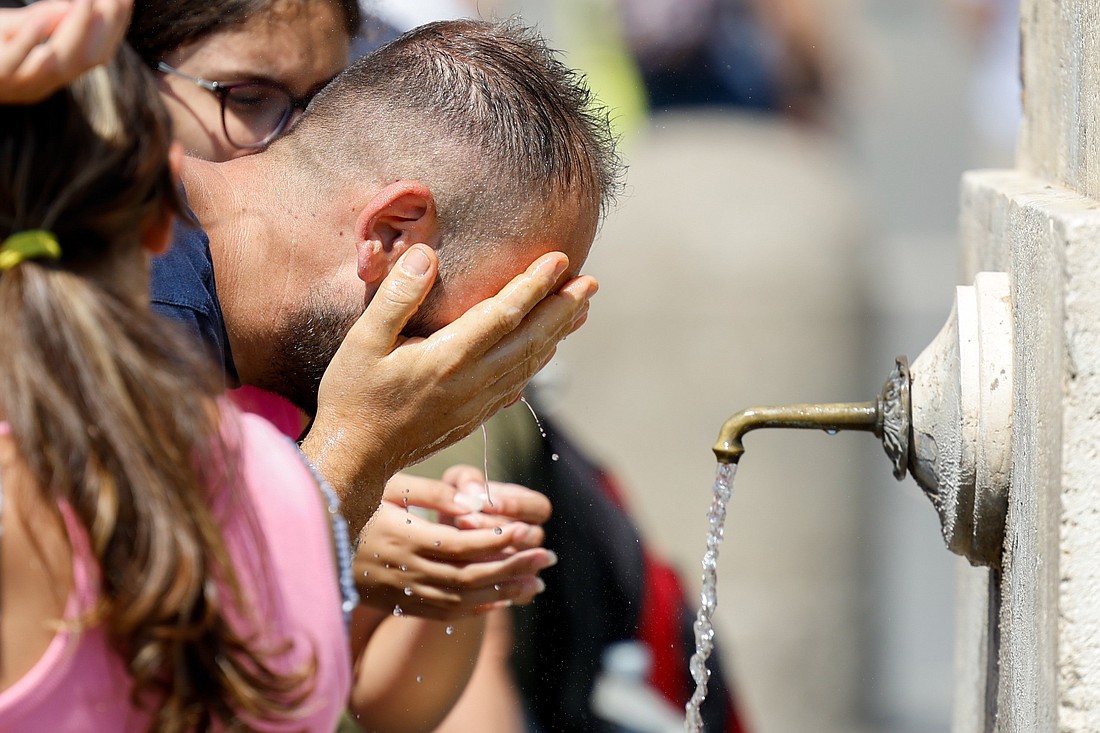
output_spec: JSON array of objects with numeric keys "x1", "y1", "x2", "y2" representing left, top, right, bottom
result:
[{"x1": 953, "y1": 1, "x2": 1100, "y2": 729}]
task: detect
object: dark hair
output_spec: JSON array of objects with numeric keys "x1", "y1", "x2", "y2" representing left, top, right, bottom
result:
[
  {"x1": 128, "y1": 0, "x2": 361, "y2": 66},
  {"x1": 295, "y1": 18, "x2": 624, "y2": 243},
  {"x1": 0, "y1": 45, "x2": 311, "y2": 732}
]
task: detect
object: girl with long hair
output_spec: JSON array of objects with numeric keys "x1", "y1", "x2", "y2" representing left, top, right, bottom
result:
[{"x1": 0, "y1": 43, "x2": 353, "y2": 732}]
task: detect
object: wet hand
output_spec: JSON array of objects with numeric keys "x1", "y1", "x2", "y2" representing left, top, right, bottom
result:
[
  {"x1": 438, "y1": 464, "x2": 552, "y2": 530},
  {"x1": 354, "y1": 470, "x2": 555, "y2": 620},
  {"x1": 355, "y1": 505, "x2": 555, "y2": 621},
  {"x1": 302, "y1": 244, "x2": 596, "y2": 537}
]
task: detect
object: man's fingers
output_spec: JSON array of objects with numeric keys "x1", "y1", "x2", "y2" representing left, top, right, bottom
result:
[
  {"x1": 353, "y1": 244, "x2": 438, "y2": 351},
  {"x1": 473, "y1": 274, "x2": 598, "y2": 397},
  {"x1": 406, "y1": 271, "x2": 598, "y2": 435},
  {"x1": 426, "y1": 252, "x2": 568, "y2": 359}
]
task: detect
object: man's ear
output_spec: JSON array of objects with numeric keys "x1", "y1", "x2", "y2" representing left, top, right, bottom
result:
[
  {"x1": 141, "y1": 142, "x2": 185, "y2": 255},
  {"x1": 354, "y1": 180, "x2": 439, "y2": 284}
]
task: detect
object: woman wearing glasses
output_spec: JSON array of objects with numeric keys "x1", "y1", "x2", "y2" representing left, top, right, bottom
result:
[{"x1": 129, "y1": 0, "x2": 357, "y2": 161}]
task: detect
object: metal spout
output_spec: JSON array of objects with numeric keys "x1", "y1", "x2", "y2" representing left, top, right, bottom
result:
[
  {"x1": 713, "y1": 358, "x2": 912, "y2": 480},
  {"x1": 713, "y1": 403, "x2": 880, "y2": 463}
]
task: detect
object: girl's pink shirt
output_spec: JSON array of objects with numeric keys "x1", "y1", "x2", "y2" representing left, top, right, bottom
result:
[{"x1": 0, "y1": 409, "x2": 350, "y2": 732}]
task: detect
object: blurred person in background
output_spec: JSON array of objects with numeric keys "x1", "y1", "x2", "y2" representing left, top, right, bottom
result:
[{"x1": 617, "y1": 0, "x2": 834, "y2": 123}]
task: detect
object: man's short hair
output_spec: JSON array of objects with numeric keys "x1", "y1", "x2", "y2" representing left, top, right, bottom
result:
[{"x1": 292, "y1": 18, "x2": 623, "y2": 249}]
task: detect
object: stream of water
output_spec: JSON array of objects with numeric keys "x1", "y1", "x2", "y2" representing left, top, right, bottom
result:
[{"x1": 683, "y1": 461, "x2": 738, "y2": 731}]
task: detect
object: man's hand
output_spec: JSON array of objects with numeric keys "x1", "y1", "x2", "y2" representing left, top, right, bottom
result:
[
  {"x1": 355, "y1": 469, "x2": 555, "y2": 620},
  {"x1": 0, "y1": 0, "x2": 133, "y2": 104},
  {"x1": 301, "y1": 244, "x2": 597, "y2": 536}
]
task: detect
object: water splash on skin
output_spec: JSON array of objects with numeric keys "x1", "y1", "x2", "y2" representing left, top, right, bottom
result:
[{"x1": 684, "y1": 462, "x2": 738, "y2": 731}]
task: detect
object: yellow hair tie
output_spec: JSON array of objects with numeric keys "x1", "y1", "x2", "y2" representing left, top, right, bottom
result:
[{"x1": 0, "y1": 230, "x2": 62, "y2": 271}]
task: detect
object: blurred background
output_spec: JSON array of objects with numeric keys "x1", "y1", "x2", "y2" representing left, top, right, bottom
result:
[{"x1": 374, "y1": 1, "x2": 1022, "y2": 731}]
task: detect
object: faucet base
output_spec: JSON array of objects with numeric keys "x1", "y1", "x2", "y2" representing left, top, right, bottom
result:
[{"x1": 908, "y1": 272, "x2": 1013, "y2": 567}]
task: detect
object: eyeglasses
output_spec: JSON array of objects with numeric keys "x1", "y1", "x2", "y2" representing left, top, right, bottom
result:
[{"x1": 156, "y1": 61, "x2": 315, "y2": 150}]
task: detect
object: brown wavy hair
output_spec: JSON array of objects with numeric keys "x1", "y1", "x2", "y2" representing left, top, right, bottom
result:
[{"x1": 0, "y1": 44, "x2": 312, "y2": 732}]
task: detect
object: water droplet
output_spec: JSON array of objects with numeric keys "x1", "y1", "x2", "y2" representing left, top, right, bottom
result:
[
  {"x1": 494, "y1": 527, "x2": 503, "y2": 535},
  {"x1": 384, "y1": 563, "x2": 390, "y2": 569},
  {"x1": 400, "y1": 564, "x2": 407, "y2": 572},
  {"x1": 520, "y1": 397, "x2": 547, "y2": 438},
  {"x1": 416, "y1": 675, "x2": 423, "y2": 683},
  {"x1": 392, "y1": 605, "x2": 403, "y2": 617},
  {"x1": 433, "y1": 541, "x2": 441, "y2": 547},
  {"x1": 372, "y1": 553, "x2": 380, "y2": 559},
  {"x1": 494, "y1": 584, "x2": 501, "y2": 591},
  {"x1": 362, "y1": 570, "x2": 369, "y2": 577},
  {"x1": 445, "y1": 626, "x2": 454, "y2": 635},
  {"x1": 824, "y1": 428, "x2": 838, "y2": 436},
  {"x1": 403, "y1": 587, "x2": 413, "y2": 596},
  {"x1": 550, "y1": 453, "x2": 560, "y2": 461}
]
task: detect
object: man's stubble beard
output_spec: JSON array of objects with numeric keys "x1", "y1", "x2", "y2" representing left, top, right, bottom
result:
[{"x1": 261, "y1": 285, "x2": 445, "y2": 415}]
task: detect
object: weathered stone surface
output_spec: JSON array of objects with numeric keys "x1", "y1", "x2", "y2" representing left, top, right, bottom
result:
[{"x1": 959, "y1": 168, "x2": 1100, "y2": 732}]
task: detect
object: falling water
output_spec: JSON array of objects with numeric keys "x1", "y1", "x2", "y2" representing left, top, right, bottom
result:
[
  {"x1": 519, "y1": 396, "x2": 547, "y2": 438},
  {"x1": 477, "y1": 399, "x2": 548, "y2": 509},
  {"x1": 683, "y1": 462, "x2": 738, "y2": 731},
  {"x1": 481, "y1": 423, "x2": 494, "y2": 507}
]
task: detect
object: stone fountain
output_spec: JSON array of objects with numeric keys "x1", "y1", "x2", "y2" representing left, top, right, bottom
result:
[{"x1": 713, "y1": 271, "x2": 1013, "y2": 568}]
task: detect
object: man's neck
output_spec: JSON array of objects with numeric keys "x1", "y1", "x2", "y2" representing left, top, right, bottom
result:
[{"x1": 180, "y1": 155, "x2": 288, "y2": 387}]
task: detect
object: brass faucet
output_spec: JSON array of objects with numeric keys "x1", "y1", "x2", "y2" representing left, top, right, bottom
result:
[{"x1": 712, "y1": 358, "x2": 912, "y2": 481}]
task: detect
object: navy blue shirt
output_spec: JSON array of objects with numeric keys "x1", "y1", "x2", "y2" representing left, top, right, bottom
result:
[{"x1": 150, "y1": 219, "x2": 239, "y2": 385}]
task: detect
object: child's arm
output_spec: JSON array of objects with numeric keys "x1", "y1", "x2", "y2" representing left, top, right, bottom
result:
[{"x1": 349, "y1": 613, "x2": 486, "y2": 733}]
